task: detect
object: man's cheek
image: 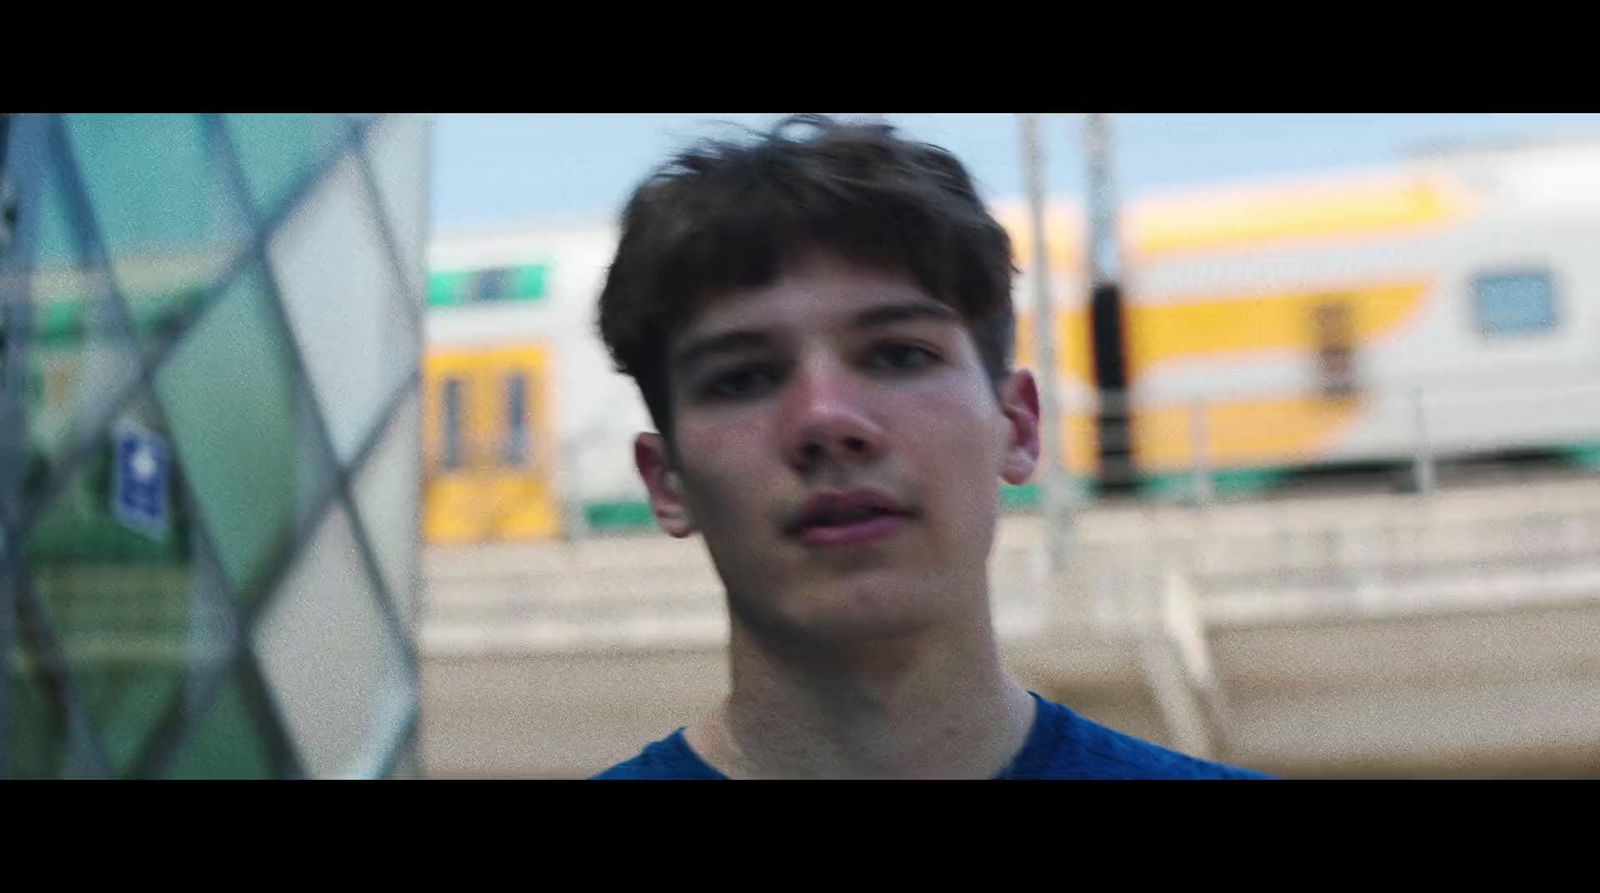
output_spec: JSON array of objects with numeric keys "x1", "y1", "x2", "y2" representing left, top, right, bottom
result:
[
  {"x1": 685, "y1": 414, "x2": 768, "y2": 451},
  {"x1": 683, "y1": 461, "x2": 763, "y2": 526}
]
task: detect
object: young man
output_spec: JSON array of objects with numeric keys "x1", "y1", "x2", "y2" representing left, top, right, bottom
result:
[{"x1": 592, "y1": 115, "x2": 1265, "y2": 779}]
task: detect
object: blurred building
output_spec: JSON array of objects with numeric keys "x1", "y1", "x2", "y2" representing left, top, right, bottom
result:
[
  {"x1": 425, "y1": 220, "x2": 643, "y2": 545},
  {"x1": 0, "y1": 113, "x2": 429, "y2": 778}
]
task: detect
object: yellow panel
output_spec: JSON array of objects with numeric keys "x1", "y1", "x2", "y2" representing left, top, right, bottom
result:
[
  {"x1": 1127, "y1": 174, "x2": 1474, "y2": 257},
  {"x1": 992, "y1": 173, "x2": 1474, "y2": 270},
  {"x1": 1132, "y1": 395, "x2": 1365, "y2": 472},
  {"x1": 1015, "y1": 307, "x2": 1095, "y2": 386},
  {"x1": 423, "y1": 344, "x2": 560, "y2": 544},
  {"x1": 484, "y1": 345, "x2": 559, "y2": 542},
  {"x1": 1127, "y1": 281, "x2": 1431, "y2": 377},
  {"x1": 1062, "y1": 411, "x2": 1098, "y2": 476}
]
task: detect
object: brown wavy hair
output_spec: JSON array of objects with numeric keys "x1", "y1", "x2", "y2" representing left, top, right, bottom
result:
[{"x1": 598, "y1": 114, "x2": 1017, "y2": 439}]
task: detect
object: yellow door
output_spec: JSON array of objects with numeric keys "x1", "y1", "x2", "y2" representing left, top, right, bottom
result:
[{"x1": 423, "y1": 345, "x2": 560, "y2": 544}]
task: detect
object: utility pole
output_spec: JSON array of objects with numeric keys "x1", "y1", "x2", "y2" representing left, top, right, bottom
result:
[
  {"x1": 1084, "y1": 113, "x2": 1133, "y2": 494},
  {"x1": 1019, "y1": 114, "x2": 1073, "y2": 582}
]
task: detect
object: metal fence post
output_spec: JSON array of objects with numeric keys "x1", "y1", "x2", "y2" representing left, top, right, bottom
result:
[
  {"x1": 1192, "y1": 399, "x2": 1213, "y2": 506},
  {"x1": 1413, "y1": 384, "x2": 1435, "y2": 495}
]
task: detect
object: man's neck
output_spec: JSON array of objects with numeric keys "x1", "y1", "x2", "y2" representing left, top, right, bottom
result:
[{"x1": 685, "y1": 610, "x2": 1036, "y2": 779}]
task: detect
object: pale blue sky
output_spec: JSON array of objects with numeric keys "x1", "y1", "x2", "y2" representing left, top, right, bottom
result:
[{"x1": 430, "y1": 114, "x2": 1600, "y2": 236}]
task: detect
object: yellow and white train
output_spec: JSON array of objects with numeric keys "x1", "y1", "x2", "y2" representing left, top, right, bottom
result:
[{"x1": 424, "y1": 138, "x2": 1600, "y2": 542}]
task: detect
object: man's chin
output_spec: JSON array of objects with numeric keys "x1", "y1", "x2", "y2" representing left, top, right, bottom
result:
[{"x1": 731, "y1": 577, "x2": 953, "y2": 645}]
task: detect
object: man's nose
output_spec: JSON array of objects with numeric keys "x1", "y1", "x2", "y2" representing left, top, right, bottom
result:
[{"x1": 783, "y1": 358, "x2": 886, "y2": 471}]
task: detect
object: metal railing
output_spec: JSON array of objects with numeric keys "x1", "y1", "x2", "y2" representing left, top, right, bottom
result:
[
  {"x1": 424, "y1": 371, "x2": 1600, "y2": 631},
  {"x1": 419, "y1": 372, "x2": 1600, "y2": 766},
  {"x1": 1068, "y1": 370, "x2": 1600, "y2": 500}
]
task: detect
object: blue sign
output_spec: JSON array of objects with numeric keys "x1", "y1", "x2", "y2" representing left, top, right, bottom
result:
[{"x1": 112, "y1": 426, "x2": 169, "y2": 540}]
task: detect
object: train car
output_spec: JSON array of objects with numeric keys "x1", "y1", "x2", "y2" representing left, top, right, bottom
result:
[
  {"x1": 424, "y1": 138, "x2": 1600, "y2": 543},
  {"x1": 1114, "y1": 138, "x2": 1600, "y2": 497}
]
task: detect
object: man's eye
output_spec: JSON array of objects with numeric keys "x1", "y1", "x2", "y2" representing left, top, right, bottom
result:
[
  {"x1": 867, "y1": 342, "x2": 939, "y2": 371},
  {"x1": 702, "y1": 365, "x2": 782, "y2": 399}
]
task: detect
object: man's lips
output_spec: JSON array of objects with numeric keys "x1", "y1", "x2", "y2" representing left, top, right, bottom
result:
[
  {"x1": 795, "y1": 513, "x2": 912, "y2": 547},
  {"x1": 785, "y1": 489, "x2": 917, "y2": 544}
]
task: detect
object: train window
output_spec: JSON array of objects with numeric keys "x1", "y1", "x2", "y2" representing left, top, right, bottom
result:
[
  {"x1": 1472, "y1": 271, "x2": 1557, "y2": 337},
  {"x1": 474, "y1": 267, "x2": 514, "y2": 302},
  {"x1": 502, "y1": 373, "x2": 528, "y2": 467},
  {"x1": 442, "y1": 377, "x2": 466, "y2": 470},
  {"x1": 1313, "y1": 300, "x2": 1358, "y2": 397}
]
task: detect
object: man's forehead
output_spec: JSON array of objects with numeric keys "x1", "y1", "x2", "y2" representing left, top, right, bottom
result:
[{"x1": 674, "y1": 275, "x2": 957, "y2": 346}]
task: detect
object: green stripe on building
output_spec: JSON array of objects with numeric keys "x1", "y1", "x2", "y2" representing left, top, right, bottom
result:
[
  {"x1": 582, "y1": 483, "x2": 1070, "y2": 534},
  {"x1": 20, "y1": 286, "x2": 210, "y2": 348},
  {"x1": 427, "y1": 262, "x2": 550, "y2": 308}
]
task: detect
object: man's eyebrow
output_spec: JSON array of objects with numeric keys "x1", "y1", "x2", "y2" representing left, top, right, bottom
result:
[
  {"x1": 673, "y1": 330, "x2": 777, "y2": 372},
  {"x1": 853, "y1": 301, "x2": 960, "y2": 329},
  {"x1": 673, "y1": 302, "x2": 959, "y2": 370}
]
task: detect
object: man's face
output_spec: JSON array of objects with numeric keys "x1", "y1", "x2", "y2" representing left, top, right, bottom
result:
[{"x1": 635, "y1": 249, "x2": 1040, "y2": 644}]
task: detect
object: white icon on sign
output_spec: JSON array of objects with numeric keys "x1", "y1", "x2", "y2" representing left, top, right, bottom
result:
[{"x1": 131, "y1": 444, "x2": 158, "y2": 481}]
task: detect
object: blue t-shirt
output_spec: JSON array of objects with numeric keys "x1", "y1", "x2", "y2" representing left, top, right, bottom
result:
[{"x1": 593, "y1": 692, "x2": 1269, "y2": 779}]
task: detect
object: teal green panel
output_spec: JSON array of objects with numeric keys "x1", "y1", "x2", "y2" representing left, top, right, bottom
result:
[
  {"x1": 18, "y1": 394, "x2": 227, "y2": 776},
  {"x1": 15, "y1": 153, "x2": 146, "y2": 519},
  {"x1": 1564, "y1": 443, "x2": 1600, "y2": 469},
  {"x1": 998, "y1": 480, "x2": 1092, "y2": 511},
  {"x1": 1138, "y1": 473, "x2": 1197, "y2": 501},
  {"x1": 27, "y1": 293, "x2": 207, "y2": 352},
  {"x1": 225, "y1": 114, "x2": 350, "y2": 219},
  {"x1": 426, "y1": 263, "x2": 550, "y2": 308},
  {"x1": 584, "y1": 500, "x2": 657, "y2": 531},
  {"x1": 164, "y1": 674, "x2": 274, "y2": 779},
  {"x1": 20, "y1": 299, "x2": 141, "y2": 513},
  {"x1": 64, "y1": 114, "x2": 248, "y2": 346},
  {"x1": 30, "y1": 152, "x2": 83, "y2": 271},
  {"x1": 16, "y1": 603, "x2": 183, "y2": 777},
  {"x1": 155, "y1": 266, "x2": 334, "y2": 607},
  {"x1": 7, "y1": 640, "x2": 68, "y2": 778},
  {"x1": 510, "y1": 263, "x2": 547, "y2": 300},
  {"x1": 1139, "y1": 467, "x2": 1292, "y2": 500},
  {"x1": 427, "y1": 270, "x2": 472, "y2": 307},
  {"x1": 25, "y1": 148, "x2": 208, "y2": 352},
  {"x1": 33, "y1": 299, "x2": 85, "y2": 346},
  {"x1": 1214, "y1": 468, "x2": 1293, "y2": 492},
  {"x1": 22, "y1": 440, "x2": 188, "y2": 566},
  {"x1": 20, "y1": 301, "x2": 222, "y2": 554},
  {"x1": 1000, "y1": 483, "x2": 1040, "y2": 511}
]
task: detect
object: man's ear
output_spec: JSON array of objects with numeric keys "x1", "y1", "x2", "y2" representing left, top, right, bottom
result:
[
  {"x1": 635, "y1": 433, "x2": 697, "y2": 538},
  {"x1": 997, "y1": 369, "x2": 1042, "y2": 486}
]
